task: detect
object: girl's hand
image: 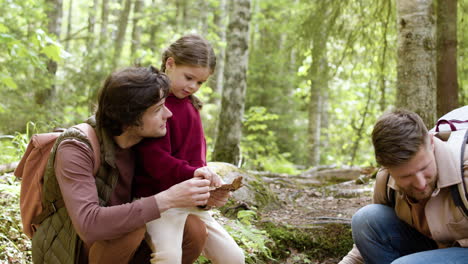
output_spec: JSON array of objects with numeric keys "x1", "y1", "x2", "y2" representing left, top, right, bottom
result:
[
  {"x1": 206, "y1": 188, "x2": 231, "y2": 208},
  {"x1": 154, "y1": 178, "x2": 210, "y2": 213},
  {"x1": 194, "y1": 167, "x2": 223, "y2": 188}
]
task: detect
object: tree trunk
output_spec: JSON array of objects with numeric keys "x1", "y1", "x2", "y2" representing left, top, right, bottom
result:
[
  {"x1": 308, "y1": 78, "x2": 323, "y2": 166},
  {"x1": 147, "y1": 0, "x2": 160, "y2": 54},
  {"x1": 436, "y1": 0, "x2": 458, "y2": 116},
  {"x1": 175, "y1": 0, "x2": 188, "y2": 31},
  {"x1": 307, "y1": 47, "x2": 328, "y2": 167},
  {"x1": 350, "y1": 81, "x2": 373, "y2": 165},
  {"x1": 87, "y1": 0, "x2": 98, "y2": 51},
  {"x1": 100, "y1": 0, "x2": 109, "y2": 45},
  {"x1": 35, "y1": 0, "x2": 63, "y2": 105},
  {"x1": 396, "y1": 0, "x2": 437, "y2": 127},
  {"x1": 131, "y1": 0, "x2": 144, "y2": 64},
  {"x1": 198, "y1": 0, "x2": 208, "y2": 33},
  {"x1": 306, "y1": 3, "x2": 339, "y2": 167},
  {"x1": 212, "y1": 0, "x2": 251, "y2": 165},
  {"x1": 209, "y1": 0, "x2": 227, "y2": 104},
  {"x1": 379, "y1": 0, "x2": 392, "y2": 112},
  {"x1": 65, "y1": 0, "x2": 73, "y2": 51},
  {"x1": 112, "y1": 0, "x2": 132, "y2": 68}
]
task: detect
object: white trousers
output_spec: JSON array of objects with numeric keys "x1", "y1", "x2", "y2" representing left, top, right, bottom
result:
[{"x1": 146, "y1": 207, "x2": 245, "y2": 264}]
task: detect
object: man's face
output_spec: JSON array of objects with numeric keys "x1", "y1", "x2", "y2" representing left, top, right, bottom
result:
[
  {"x1": 134, "y1": 98, "x2": 172, "y2": 138},
  {"x1": 387, "y1": 137, "x2": 438, "y2": 202}
]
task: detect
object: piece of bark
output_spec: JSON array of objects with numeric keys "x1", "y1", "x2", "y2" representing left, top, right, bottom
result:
[{"x1": 217, "y1": 176, "x2": 243, "y2": 191}]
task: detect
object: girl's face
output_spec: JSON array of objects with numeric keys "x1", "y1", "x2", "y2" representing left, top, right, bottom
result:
[{"x1": 165, "y1": 57, "x2": 211, "y2": 99}]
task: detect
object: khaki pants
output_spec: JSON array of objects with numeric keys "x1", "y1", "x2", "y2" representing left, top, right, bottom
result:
[
  {"x1": 87, "y1": 215, "x2": 207, "y2": 264},
  {"x1": 146, "y1": 208, "x2": 245, "y2": 264}
]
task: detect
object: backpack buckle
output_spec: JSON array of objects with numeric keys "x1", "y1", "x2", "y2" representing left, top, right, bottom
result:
[{"x1": 51, "y1": 202, "x2": 57, "y2": 212}]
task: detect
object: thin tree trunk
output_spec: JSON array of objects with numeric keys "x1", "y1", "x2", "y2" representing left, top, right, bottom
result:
[
  {"x1": 306, "y1": 3, "x2": 339, "y2": 166},
  {"x1": 307, "y1": 77, "x2": 323, "y2": 166},
  {"x1": 175, "y1": 0, "x2": 187, "y2": 31},
  {"x1": 147, "y1": 0, "x2": 160, "y2": 54},
  {"x1": 396, "y1": 0, "x2": 436, "y2": 127},
  {"x1": 198, "y1": 0, "x2": 208, "y2": 33},
  {"x1": 350, "y1": 82, "x2": 373, "y2": 165},
  {"x1": 249, "y1": 0, "x2": 259, "y2": 56},
  {"x1": 65, "y1": 0, "x2": 73, "y2": 51},
  {"x1": 112, "y1": 0, "x2": 132, "y2": 68},
  {"x1": 308, "y1": 47, "x2": 329, "y2": 166},
  {"x1": 212, "y1": 0, "x2": 251, "y2": 165},
  {"x1": 87, "y1": 0, "x2": 98, "y2": 51},
  {"x1": 379, "y1": 0, "x2": 392, "y2": 112},
  {"x1": 100, "y1": 0, "x2": 109, "y2": 45},
  {"x1": 131, "y1": 0, "x2": 144, "y2": 64},
  {"x1": 320, "y1": 86, "x2": 329, "y2": 156},
  {"x1": 436, "y1": 0, "x2": 458, "y2": 116},
  {"x1": 209, "y1": 0, "x2": 227, "y2": 104},
  {"x1": 35, "y1": 0, "x2": 63, "y2": 105}
]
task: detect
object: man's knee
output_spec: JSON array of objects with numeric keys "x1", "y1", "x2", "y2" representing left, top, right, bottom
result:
[
  {"x1": 352, "y1": 204, "x2": 394, "y2": 230},
  {"x1": 182, "y1": 214, "x2": 207, "y2": 264},
  {"x1": 89, "y1": 226, "x2": 146, "y2": 264}
]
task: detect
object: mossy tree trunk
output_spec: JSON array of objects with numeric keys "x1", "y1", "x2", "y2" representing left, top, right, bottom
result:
[
  {"x1": 212, "y1": 0, "x2": 251, "y2": 165},
  {"x1": 436, "y1": 0, "x2": 458, "y2": 116},
  {"x1": 396, "y1": 0, "x2": 436, "y2": 127}
]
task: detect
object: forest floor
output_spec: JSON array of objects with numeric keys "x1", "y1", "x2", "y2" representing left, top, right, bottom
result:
[
  {"x1": 256, "y1": 170, "x2": 375, "y2": 263},
  {"x1": 264, "y1": 178, "x2": 373, "y2": 227},
  {"x1": 0, "y1": 166, "x2": 376, "y2": 264}
]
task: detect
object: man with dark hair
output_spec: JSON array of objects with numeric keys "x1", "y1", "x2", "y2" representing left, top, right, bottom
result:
[
  {"x1": 340, "y1": 109, "x2": 468, "y2": 264},
  {"x1": 32, "y1": 67, "x2": 223, "y2": 263}
]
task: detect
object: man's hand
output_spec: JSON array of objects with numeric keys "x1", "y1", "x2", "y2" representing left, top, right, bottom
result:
[
  {"x1": 194, "y1": 166, "x2": 223, "y2": 188},
  {"x1": 154, "y1": 178, "x2": 210, "y2": 213}
]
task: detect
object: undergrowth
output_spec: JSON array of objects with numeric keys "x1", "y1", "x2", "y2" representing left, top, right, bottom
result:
[{"x1": 0, "y1": 173, "x2": 31, "y2": 263}]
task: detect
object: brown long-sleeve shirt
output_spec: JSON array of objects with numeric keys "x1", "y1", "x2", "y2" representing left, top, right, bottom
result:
[{"x1": 54, "y1": 139, "x2": 160, "y2": 246}]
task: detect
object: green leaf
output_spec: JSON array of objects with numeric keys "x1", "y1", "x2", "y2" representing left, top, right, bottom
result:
[
  {"x1": 0, "y1": 33, "x2": 15, "y2": 41},
  {"x1": 41, "y1": 44, "x2": 61, "y2": 62},
  {"x1": 0, "y1": 23, "x2": 9, "y2": 33},
  {"x1": 1, "y1": 75, "x2": 17, "y2": 89}
]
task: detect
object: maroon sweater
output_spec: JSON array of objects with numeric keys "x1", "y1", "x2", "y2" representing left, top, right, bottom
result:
[{"x1": 134, "y1": 94, "x2": 206, "y2": 197}]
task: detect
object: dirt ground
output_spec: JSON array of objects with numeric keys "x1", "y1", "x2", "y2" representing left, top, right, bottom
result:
[
  {"x1": 259, "y1": 178, "x2": 375, "y2": 264},
  {"x1": 262, "y1": 179, "x2": 374, "y2": 227}
]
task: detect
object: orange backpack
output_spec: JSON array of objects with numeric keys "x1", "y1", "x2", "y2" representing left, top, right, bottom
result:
[{"x1": 14, "y1": 123, "x2": 100, "y2": 238}]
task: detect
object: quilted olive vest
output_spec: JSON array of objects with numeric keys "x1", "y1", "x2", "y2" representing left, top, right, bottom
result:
[{"x1": 32, "y1": 119, "x2": 120, "y2": 264}]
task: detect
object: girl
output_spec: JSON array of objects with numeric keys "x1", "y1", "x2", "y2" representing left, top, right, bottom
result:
[{"x1": 134, "y1": 34, "x2": 245, "y2": 264}]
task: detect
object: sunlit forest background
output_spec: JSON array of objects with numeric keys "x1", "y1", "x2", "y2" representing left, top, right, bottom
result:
[{"x1": 1, "y1": 0, "x2": 467, "y2": 172}]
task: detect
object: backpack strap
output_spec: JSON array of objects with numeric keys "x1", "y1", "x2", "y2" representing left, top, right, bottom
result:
[
  {"x1": 32, "y1": 123, "x2": 101, "y2": 226},
  {"x1": 74, "y1": 123, "x2": 101, "y2": 175},
  {"x1": 435, "y1": 119, "x2": 468, "y2": 132},
  {"x1": 385, "y1": 171, "x2": 396, "y2": 208},
  {"x1": 446, "y1": 129, "x2": 468, "y2": 216}
]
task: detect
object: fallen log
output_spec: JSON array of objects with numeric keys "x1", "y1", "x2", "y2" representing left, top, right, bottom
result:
[{"x1": 0, "y1": 161, "x2": 18, "y2": 175}]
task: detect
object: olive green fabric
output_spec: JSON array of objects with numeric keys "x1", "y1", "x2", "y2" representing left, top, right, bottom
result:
[{"x1": 32, "y1": 119, "x2": 120, "y2": 264}]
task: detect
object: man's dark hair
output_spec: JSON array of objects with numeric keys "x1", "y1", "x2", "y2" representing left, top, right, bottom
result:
[
  {"x1": 96, "y1": 66, "x2": 169, "y2": 136},
  {"x1": 372, "y1": 109, "x2": 428, "y2": 167}
]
